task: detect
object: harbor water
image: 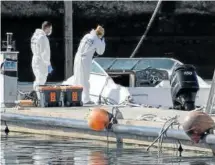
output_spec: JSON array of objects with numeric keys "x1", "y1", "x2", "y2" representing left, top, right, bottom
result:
[{"x1": 1, "y1": 132, "x2": 215, "y2": 165}]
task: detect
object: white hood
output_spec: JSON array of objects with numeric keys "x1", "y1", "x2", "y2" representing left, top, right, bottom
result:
[
  {"x1": 34, "y1": 29, "x2": 46, "y2": 36},
  {"x1": 90, "y1": 29, "x2": 97, "y2": 36}
]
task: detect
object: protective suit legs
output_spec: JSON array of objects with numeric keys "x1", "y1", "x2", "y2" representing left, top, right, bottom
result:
[
  {"x1": 32, "y1": 66, "x2": 48, "y2": 101},
  {"x1": 32, "y1": 67, "x2": 48, "y2": 90},
  {"x1": 73, "y1": 56, "x2": 91, "y2": 104},
  {"x1": 82, "y1": 77, "x2": 90, "y2": 104}
]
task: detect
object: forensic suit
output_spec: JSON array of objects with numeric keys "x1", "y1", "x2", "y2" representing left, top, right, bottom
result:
[
  {"x1": 31, "y1": 29, "x2": 51, "y2": 90},
  {"x1": 73, "y1": 29, "x2": 105, "y2": 104}
]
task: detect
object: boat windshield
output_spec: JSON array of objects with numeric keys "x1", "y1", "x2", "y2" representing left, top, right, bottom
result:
[
  {"x1": 134, "y1": 58, "x2": 176, "y2": 70},
  {"x1": 94, "y1": 58, "x2": 176, "y2": 71},
  {"x1": 91, "y1": 60, "x2": 107, "y2": 75},
  {"x1": 109, "y1": 58, "x2": 140, "y2": 70},
  {"x1": 93, "y1": 58, "x2": 116, "y2": 70}
]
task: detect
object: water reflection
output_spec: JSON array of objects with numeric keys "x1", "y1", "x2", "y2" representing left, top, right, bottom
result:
[
  {"x1": 1, "y1": 132, "x2": 215, "y2": 165},
  {"x1": 189, "y1": 161, "x2": 211, "y2": 165}
]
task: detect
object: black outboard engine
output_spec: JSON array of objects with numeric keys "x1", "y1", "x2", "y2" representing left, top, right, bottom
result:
[{"x1": 170, "y1": 64, "x2": 199, "y2": 111}]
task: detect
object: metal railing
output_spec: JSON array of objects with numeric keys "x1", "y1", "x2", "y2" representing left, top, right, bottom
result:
[{"x1": 205, "y1": 69, "x2": 215, "y2": 114}]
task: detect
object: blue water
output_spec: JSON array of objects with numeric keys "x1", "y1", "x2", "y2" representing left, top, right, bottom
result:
[{"x1": 1, "y1": 132, "x2": 215, "y2": 165}]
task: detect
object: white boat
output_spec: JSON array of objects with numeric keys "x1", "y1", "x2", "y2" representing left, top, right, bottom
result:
[{"x1": 64, "y1": 57, "x2": 211, "y2": 108}]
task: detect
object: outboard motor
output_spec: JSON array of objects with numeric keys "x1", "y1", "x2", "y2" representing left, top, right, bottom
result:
[{"x1": 170, "y1": 64, "x2": 199, "y2": 110}]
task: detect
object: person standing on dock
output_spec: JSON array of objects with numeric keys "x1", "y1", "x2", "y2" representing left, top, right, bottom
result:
[
  {"x1": 73, "y1": 25, "x2": 106, "y2": 104},
  {"x1": 31, "y1": 21, "x2": 53, "y2": 90}
]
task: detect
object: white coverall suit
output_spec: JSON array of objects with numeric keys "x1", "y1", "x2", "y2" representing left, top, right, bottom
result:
[
  {"x1": 73, "y1": 29, "x2": 106, "y2": 103},
  {"x1": 31, "y1": 29, "x2": 51, "y2": 90}
]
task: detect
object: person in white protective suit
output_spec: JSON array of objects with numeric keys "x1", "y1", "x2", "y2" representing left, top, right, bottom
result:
[
  {"x1": 31, "y1": 21, "x2": 53, "y2": 90},
  {"x1": 73, "y1": 25, "x2": 106, "y2": 104}
]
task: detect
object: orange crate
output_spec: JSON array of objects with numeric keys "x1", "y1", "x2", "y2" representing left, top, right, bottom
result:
[
  {"x1": 60, "y1": 85, "x2": 83, "y2": 107},
  {"x1": 38, "y1": 85, "x2": 62, "y2": 107}
]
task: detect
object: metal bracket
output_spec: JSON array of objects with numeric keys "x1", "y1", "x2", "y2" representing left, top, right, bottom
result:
[{"x1": 4, "y1": 121, "x2": 10, "y2": 135}]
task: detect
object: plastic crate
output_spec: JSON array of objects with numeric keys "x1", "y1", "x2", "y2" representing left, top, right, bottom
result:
[
  {"x1": 60, "y1": 85, "x2": 83, "y2": 107},
  {"x1": 38, "y1": 85, "x2": 62, "y2": 107}
]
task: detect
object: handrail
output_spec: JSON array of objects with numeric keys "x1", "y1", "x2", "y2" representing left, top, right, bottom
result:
[{"x1": 205, "y1": 69, "x2": 215, "y2": 114}]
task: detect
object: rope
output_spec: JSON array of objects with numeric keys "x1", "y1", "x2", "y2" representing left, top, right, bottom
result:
[
  {"x1": 96, "y1": 94, "x2": 136, "y2": 107},
  {"x1": 146, "y1": 115, "x2": 182, "y2": 156},
  {"x1": 136, "y1": 113, "x2": 174, "y2": 123}
]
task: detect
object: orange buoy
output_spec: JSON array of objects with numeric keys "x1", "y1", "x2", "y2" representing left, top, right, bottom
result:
[{"x1": 88, "y1": 108, "x2": 110, "y2": 131}]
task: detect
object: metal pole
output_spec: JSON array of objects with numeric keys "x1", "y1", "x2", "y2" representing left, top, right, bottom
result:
[
  {"x1": 130, "y1": 0, "x2": 163, "y2": 58},
  {"x1": 205, "y1": 69, "x2": 215, "y2": 114},
  {"x1": 64, "y1": 1, "x2": 73, "y2": 79}
]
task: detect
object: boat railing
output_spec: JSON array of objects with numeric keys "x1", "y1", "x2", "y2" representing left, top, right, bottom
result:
[{"x1": 205, "y1": 69, "x2": 215, "y2": 114}]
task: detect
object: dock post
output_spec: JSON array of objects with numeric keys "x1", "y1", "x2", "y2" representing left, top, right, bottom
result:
[{"x1": 64, "y1": 1, "x2": 73, "y2": 79}]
